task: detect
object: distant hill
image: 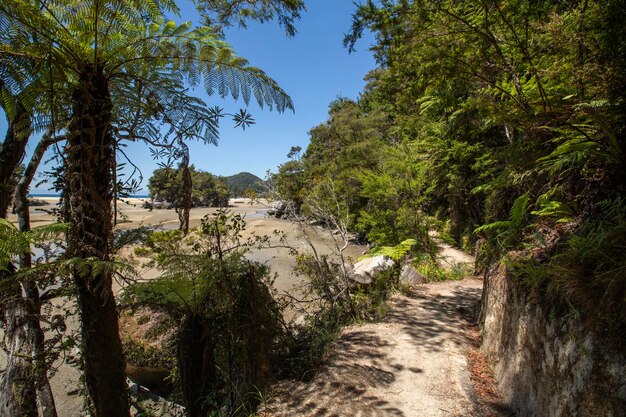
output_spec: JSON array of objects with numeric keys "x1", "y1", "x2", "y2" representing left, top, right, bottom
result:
[{"x1": 222, "y1": 172, "x2": 265, "y2": 196}]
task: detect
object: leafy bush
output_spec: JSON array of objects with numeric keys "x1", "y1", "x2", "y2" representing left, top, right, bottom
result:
[
  {"x1": 412, "y1": 254, "x2": 468, "y2": 282},
  {"x1": 124, "y1": 211, "x2": 285, "y2": 416},
  {"x1": 509, "y1": 199, "x2": 626, "y2": 337}
]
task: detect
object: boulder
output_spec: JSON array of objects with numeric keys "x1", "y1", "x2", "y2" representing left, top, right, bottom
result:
[
  {"x1": 271, "y1": 200, "x2": 288, "y2": 218},
  {"x1": 129, "y1": 383, "x2": 185, "y2": 417},
  {"x1": 125, "y1": 363, "x2": 173, "y2": 397},
  {"x1": 349, "y1": 255, "x2": 395, "y2": 284},
  {"x1": 399, "y1": 264, "x2": 426, "y2": 286},
  {"x1": 152, "y1": 201, "x2": 173, "y2": 210},
  {"x1": 27, "y1": 198, "x2": 48, "y2": 207}
]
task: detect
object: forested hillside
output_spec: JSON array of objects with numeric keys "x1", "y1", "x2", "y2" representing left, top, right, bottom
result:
[
  {"x1": 270, "y1": 0, "x2": 626, "y2": 337},
  {"x1": 146, "y1": 168, "x2": 264, "y2": 205},
  {"x1": 223, "y1": 171, "x2": 265, "y2": 195}
]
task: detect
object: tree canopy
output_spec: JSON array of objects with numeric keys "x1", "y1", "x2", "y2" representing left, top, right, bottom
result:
[
  {"x1": 0, "y1": 0, "x2": 297, "y2": 415},
  {"x1": 148, "y1": 165, "x2": 230, "y2": 207},
  {"x1": 270, "y1": 0, "x2": 626, "y2": 336}
]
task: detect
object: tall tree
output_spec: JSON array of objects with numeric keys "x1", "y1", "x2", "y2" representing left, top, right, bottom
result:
[
  {"x1": 0, "y1": 99, "x2": 31, "y2": 217},
  {"x1": 0, "y1": 71, "x2": 54, "y2": 417},
  {"x1": 1, "y1": 1, "x2": 293, "y2": 415},
  {"x1": 196, "y1": 0, "x2": 305, "y2": 36},
  {"x1": 0, "y1": 132, "x2": 60, "y2": 417},
  {"x1": 12, "y1": 132, "x2": 59, "y2": 417}
]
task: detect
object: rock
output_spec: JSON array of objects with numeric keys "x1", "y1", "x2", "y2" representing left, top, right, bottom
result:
[
  {"x1": 293, "y1": 315, "x2": 307, "y2": 327},
  {"x1": 399, "y1": 264, "x2": 426, "y2": 286},
  {"x1": 27, "y1": 198, "x2": 48, "y2": 206},
  {"x1": 272, "y1": 200, "x2": 287, "y2": 218},
  {"x1": 125, "y1": 363, "x2": 173, "y2": 397},
  {"x1": 66, "y1": 347, "x2": 81, "y2": 366},
  {"x1": 129, "y1": 381, "x2": 185, "y2": 417},
  {"x1": 152, "y1": 201, "x2": 173, "y2": 210},
  {"x1": 349, "y1": 255, "x2": 395, "y2": 284}
]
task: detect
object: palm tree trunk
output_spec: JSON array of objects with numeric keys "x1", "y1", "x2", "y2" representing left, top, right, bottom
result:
[{"x1": 65, "y1": 67, "x2": 129, "y2": 417}]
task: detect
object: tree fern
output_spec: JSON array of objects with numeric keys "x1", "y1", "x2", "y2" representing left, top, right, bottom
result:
[
  {"x1": 359, "y1": 239, "x2": 417, "y2": 262},
  {"x1": 1, "y1": 2, "x2": 296, "y2": 415},
  {"x1": 474, "y1": 192, "x2": 530, "y2": 252},
  {"x1": 0, "y1": 219, "x2": 67, "y2": 270}
]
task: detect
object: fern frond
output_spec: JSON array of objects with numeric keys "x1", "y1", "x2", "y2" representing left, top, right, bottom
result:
[
  {"x1": 0, "y1": 219, "x2": 67, "y2": 267},
  {"x1": 360, "y1": 238, "x2": 417, "y2": 262},
  {"x1": 474, "y1": 220, "x2": 511, "y2": 234}
]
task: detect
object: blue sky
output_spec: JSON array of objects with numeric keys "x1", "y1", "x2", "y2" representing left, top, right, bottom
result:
[{"x1": 1, "y1": 1, "x2": 377, "y2": 193}]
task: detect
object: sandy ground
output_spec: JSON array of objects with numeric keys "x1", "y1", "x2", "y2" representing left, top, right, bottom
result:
[
  {"x1": 2, "y1": 197, "x2": 368, "y2": 416},
  {"x1": 267, "y1": 278, "x2": 483, "y2": 417},
  {"x1": 3, "y1": 198, "x2": 483, "y2": 417},
  {"x1": 8, "y1": 197, "x2": 367, "y2": 294}
]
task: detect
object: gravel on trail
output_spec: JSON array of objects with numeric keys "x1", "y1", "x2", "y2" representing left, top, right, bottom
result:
[{"x1": 268, "y1": 278, "x2": 485, "y2": 417}]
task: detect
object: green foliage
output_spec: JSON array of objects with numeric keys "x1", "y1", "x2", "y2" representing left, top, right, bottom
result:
[
  {"x1": 266, "y1": 0, "x2": 626, "y2": 342},
  {"x1": 284, "y1": 249, "x2": 401, "y2": 378},
  {"x1": 266, "y1": 159, "x2": 306, "y2": 213},
  {"x1": 0, "y1": 219, "x2": 67, "y2": 270},
  {"x1": 1, "y1": 0, "x2": 298, "y2": 414},
  {"x1": 147, "y1": 166, "x2": 230, "y2": 207},
  {"x1": 360, "y1": 239, "x2": 416, "y2": 262},
  {"x1": 474, "y1": 193, "x2": 530, "y2": 247},
  {"x1": 197, "y1": 0, "x2": 305, "y2": 38},
  {"x1": 223, "y1": 171, "x2": 264, "y2": 196},
  {"x1": 531, "y1": 188, "x2": 574, "y2": 223},
  {"x1": 124, "y1": 210, "x2": 284, "y2": 415},
  {"x1": 413, "y1": 256, "x2": 469, "y2": 283},
  {"x1": 293, "y1": 253, "x2": 351, "y2": 317},
  {"x1": 276, "y1": 309, "x2": 341, "y2": 380},
  {"x1": 551, "y1": 199, "x2": 626, "y2": 331},
  {"x1": 122, "y1": 337, "x2": 175, "y2": 370},
  {"x1": 113, "y1": 226, "x2": 155, "y2": 253},
  {"x1": 507, "y1": 198, "x2": 626, "y2": 338},
  {"x1": 281, "y1": 263, "x2": 397, "y2": 379}
]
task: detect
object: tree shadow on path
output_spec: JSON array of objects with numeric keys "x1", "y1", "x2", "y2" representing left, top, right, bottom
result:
[
  {"x1": 269, "y1": 282, "x2": 484, "y2": 417},
  {"x1": 272, "y1": 330, "x2": 405, "y2": 417},
  {"x1": 384, "y1": 284, "x2": 482, "y2": 353}
]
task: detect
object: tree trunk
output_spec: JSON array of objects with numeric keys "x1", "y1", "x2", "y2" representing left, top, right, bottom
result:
[
  {"x1": 65, "y1": 66, "x2": 129, "y2": 417},
  {"x1": 177, "y1": 315, "x2": 216, "y2": 417},
  {"x1": 0, "y1": 106, "x2": 30, "y2": 217},
  {"x1": 0, "y1": 108, "x2": 39, "y2": 417},
  {"x1": 0, "y1": 292, "x2": 39, "y2": 417},
  {"x1": 177, "y1": 142, "x2": 192, "y2": 235},
  {"x1": 13, "y1": 132, "x2": 59, "y2": 417}
]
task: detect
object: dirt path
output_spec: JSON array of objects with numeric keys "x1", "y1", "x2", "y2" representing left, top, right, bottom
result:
[{"x1": 268, "y1": 278, "x2": 484, "y2": 417}]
